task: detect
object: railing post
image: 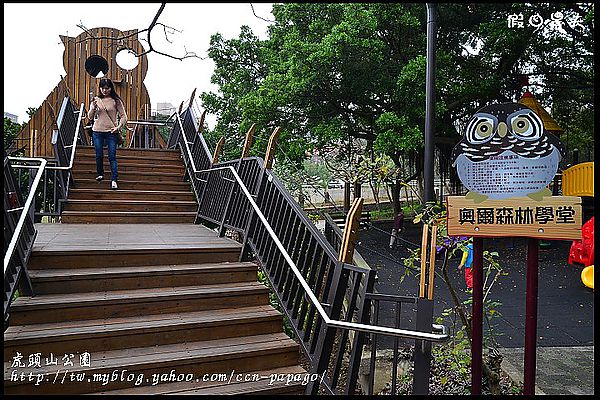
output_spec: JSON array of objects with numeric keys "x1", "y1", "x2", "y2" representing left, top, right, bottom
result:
[
  {"x1": 339, "y1": 198, "x2": 364, "y2": 263},
  {"x1": 413, "y1": 223, "x2": 437, "y2": 394},
  {"x1": 306, "y1": 262, "x2": 351, "y2": 395},
  {"x1": 197, "y1": 110, "x2": 206, "y2": 134},
  {"x1": 263, "y1": 127, "x2": 281, "y2": 170},
  {"x1": 217, "y1": 158, "x2": 244, "y2": 236},
  {"x1": 212, "y1": 137, "x2": 224, "y2": 164},
  {"x1": 239, "y1": 162, "x2": 266, "y2": 262},
  {"x1": 241, "y1": 123, "x2": 256, "y2": 158},
  {"x1": 345, "y1": 269, "x2": 376, "y2": 394}
]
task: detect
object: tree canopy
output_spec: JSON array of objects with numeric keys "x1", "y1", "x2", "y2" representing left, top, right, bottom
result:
[{"x1": 201, "y1": 3, "x2": 594, "y2": 207}]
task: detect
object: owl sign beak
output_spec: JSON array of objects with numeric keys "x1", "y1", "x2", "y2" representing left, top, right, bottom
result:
[{"x1": 497, "y1": 122, "x2": 508, "y2": 137}]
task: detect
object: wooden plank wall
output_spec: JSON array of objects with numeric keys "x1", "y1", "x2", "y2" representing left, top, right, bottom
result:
[{"x1": 16, "y1": 27, "x2": 152, "y2": 157}]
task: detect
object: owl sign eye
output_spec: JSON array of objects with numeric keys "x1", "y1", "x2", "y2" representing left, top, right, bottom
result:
[
  {"x1": 508, "y1": 109, "x2": 543, "y2": 141},
  {"x1": 465, "y1": 113, "x2": 497, "y2": 144}
]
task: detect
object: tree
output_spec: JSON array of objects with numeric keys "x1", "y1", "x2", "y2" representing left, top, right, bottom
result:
[
  {"x1": 4, "y1": 117, "x2": 25, "y2": 154},
  {"x1": 201, "y1": 3, "x2": 594, "y2": 211}
]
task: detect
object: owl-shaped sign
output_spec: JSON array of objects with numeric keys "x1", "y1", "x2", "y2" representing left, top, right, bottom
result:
[{"x1": 451, "y1": 103, "x2": 565, "y2": 202}]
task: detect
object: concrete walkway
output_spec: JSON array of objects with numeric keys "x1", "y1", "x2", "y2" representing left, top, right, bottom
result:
[{"x1": 500, "y1": 346, "x2": 594, "y2": 395}]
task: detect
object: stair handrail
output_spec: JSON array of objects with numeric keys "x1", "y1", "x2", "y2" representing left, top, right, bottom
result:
[
  {"x1": 4, "y1": 156, "x2": 47, "y2": 316},
  {"x1": 173, "y1": 113, "x2": 448, "y2": 342},
  {"x1": 48, "y1": 101, "x2": 85, "y2": 173},
  {"x1": 9, "y1": 99, "x2": 85, "y2": 218}
]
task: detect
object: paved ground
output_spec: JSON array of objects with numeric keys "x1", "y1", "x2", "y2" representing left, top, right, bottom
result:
[{"x1": 356, "y1": 219, "x2": 594, "y2": 395}]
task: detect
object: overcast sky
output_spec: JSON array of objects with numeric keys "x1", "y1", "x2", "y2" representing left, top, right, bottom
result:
[{"x1": 3, "y1": 3, "x2": 275, "y2": 128}]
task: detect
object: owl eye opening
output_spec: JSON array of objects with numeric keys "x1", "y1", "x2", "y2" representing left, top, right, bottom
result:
[
  {"x1": 508, "y1": 110, "x2": 543, "y2": 141},
  {"x1": 466, "y1": 114, "x2": 497, "y2": 144}
]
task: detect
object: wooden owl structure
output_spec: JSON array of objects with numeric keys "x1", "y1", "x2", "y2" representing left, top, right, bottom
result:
[{"x1": 17, "y1": 27, "x2": 153, "y2": 157}]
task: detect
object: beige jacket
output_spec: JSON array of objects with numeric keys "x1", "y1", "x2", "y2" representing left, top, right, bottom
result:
[{"x1": 87, "y1": 97, "x2": 127, "y2": 132}]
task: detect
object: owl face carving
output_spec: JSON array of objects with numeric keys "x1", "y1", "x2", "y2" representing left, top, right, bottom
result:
[{"x1": 451, "y1": 103, "x2": 565, "y2": 200}]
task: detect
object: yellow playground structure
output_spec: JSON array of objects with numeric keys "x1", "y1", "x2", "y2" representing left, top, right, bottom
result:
[{"x1": 562, "y1": 161, "x2": 594, "y2": 289}]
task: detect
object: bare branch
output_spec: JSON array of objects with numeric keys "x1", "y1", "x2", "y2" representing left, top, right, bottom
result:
[
  {"x1": 74, "y1": 3, "x2": 206, "y2": 61},
  {"x1": 250, "y1": 3, "x2": 275, "y2": 23}
]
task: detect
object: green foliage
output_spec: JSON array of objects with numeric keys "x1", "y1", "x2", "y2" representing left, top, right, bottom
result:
[
  {"x1": 201, "y1": 3, "x2": 594, "y2": 203},
  {"x1": 303, "y1": 159, "x2": 330, "y2": 188},
  {"x1": 4, "y1": 117, "x2": 24, "y2": 152}
]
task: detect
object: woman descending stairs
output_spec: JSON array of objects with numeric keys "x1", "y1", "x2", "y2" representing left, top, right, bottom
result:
[
  {"x1": 62, "y1": 146, "x2": 197, "y2": 223},
  {"x1": 4, "y1": 148, "x2": 307, "y2": 394}
]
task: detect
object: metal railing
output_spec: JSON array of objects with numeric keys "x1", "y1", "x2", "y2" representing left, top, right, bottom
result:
[
  {"x1": 4, "y1": 157, "x2": 47, "y2": 319},
  {"x1": 169, "y1": 105, "x2": 448, "y2": 394},
  {"x1": 4, "y1": 96, "x2": 83, "y2": 321},
  {"x1": 8, "y1": 97, "x2": 85, "y2": 222}
]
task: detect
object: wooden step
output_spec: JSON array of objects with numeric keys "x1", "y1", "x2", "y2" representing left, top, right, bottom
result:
[
  {"x1": 97, "y1": 365, "x2": 307, "y2": 395},
  {"x1": 4, "y1": 305, "x2": 282, "y2": 360},
  {"x1": 73, "y1": 160, "x2": 184, "y2": 174},
  {"x1": 68, "y1": 188, "x2": 195, "y2": 202},
  {"x1": 77, "y1": 146, "x2": 181, "y2": 159},
  {"x1": 4, "y1": 333, "x2": 301, "y2": 394},
  {"x1": 71, "y1": 170, "x2": 185, "y2": 182},
  {"x1": 63, "y1": 199, "x2": 198, "y2": 213},
  {"x1": 72, "y1": 179, "x2": 192, "y2": 191},
  {"x1": 60, "y1": 211, "x2": 196, "y2": 223},
  {"x1": 9, "y1": 282, "x2": 270, "y2": 325},
  {"x1": 28, "y1": 262, "x2": 258, "y2": 294},
  {"x1": 76, "y1": 152, "x2": 183, "y2": 166},
  {"x1": 28, "y1": 243, "x2": 242, "y2": 269}
]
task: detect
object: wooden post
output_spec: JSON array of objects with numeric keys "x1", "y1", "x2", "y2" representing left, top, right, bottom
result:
[
  {"x1": 427, "y1": 224, "x2": 437, "y2": 300},
  {"x1": 338, "y1": 198, "x2": 363, "y2": 263},
  {"x1": 29, "y1": 127, "x2": 34, "y2": 157},
  {"x1": 523, "y1": 237, "x2": 539, "y2": 395},
  {"x1": 241, "y1": 123, "x2": 256, "y2": 158},
  {"x1": 471, "y1": 236, "x2": 484, "y2": 395},
  {"x1": 188, "y1": 88, "x2": 197, "y2": 111},
  {"x1": 263, "y1": 126, "x2": 281, "y2": 170},
  {"x1": 413, "y1": 223, "x2": 437, "y2": 394},
  {"x1": 419, "y1": 224, "x2": 429, "y2": 298},
  {"x1": 197, "y1": 110, "x2": 206, "y2": 134},
  {"x1": 212, "y1": 137, "x2": 224, "y2": 164}
]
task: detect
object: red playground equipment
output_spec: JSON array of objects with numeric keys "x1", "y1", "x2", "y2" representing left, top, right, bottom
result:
[{"x1": 568, "y1": 216, "x2": 594, "y2": 289}]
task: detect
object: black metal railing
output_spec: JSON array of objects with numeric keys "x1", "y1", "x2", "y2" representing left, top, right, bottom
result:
[
  {"x1": 5, "y1": 96, "x2": 84, "y2": 322},
  {"x1": 168, "y1": 104, "x2": 448, "y2": 394},
  {"x1": 8, "y1": 97, "x2": 85, "y2": 222},
  {"x1": 324, "y1": 212, "x2": 437, "y2": 394},
  {"x1": 4, "y1": 157, "x2": 47, "y2": 321}
]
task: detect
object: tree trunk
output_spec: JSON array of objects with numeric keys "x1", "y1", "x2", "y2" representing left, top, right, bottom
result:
[
  {"x1": 344, "y1": 180, "x2": 351, "y2": 212},
  {"x1": 391, "y1": 180, "x2": 402, "y2": 215},
  {"x1": 369, "y1": 180, "x2": 380, "y2": 211}
]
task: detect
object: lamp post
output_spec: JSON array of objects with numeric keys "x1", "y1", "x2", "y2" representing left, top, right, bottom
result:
[{"x1": 424, "y1": 3, "x2": 437, "y2": 204}]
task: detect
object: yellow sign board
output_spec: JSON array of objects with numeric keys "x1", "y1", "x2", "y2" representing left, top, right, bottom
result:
[{"x1": 446, "y1": 196, "x2": 582, "y2": 240}]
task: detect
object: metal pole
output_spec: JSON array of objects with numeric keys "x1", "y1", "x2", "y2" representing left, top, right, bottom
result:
[
  {"x1": 471, "y1": 236, "x2": 484, "y2": 394},
  {"x1": 424, "y1": 3, "x2": 437, "y2": 204},
  {"x1": 523, "y1": 238, "x2": 539, "y2": 395}
]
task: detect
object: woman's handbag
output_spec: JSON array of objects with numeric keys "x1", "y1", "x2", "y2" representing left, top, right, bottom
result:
[{"x1": 84, "y1": 116, "x2": 94, "y2": 137}]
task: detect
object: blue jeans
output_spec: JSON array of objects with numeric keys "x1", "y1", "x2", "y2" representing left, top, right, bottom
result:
[{"x1": 92, "y1": 131, "x2": 118, "y2": 181}]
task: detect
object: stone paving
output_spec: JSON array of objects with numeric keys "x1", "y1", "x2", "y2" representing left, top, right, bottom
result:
[{"x1": 500, "y1": 346, "x2": 594, "y2": 395}]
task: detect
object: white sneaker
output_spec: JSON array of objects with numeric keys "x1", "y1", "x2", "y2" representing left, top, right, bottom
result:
[
  {"x1": 95, "y1": 175, "x2": 104, "y2": 182},
  {"x1": 111, "y1": 181, "x2": 118, "y2": 190}
]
